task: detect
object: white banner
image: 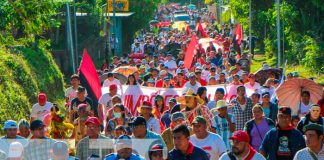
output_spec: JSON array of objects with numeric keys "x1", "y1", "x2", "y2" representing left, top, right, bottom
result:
[{"x1": 101, "y1": 84, "x2": 250, "y2": 115}]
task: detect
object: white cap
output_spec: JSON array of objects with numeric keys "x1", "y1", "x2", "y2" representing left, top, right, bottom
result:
[{"x1": 8, "y1": 142, "x2": 24, "y2": 158}]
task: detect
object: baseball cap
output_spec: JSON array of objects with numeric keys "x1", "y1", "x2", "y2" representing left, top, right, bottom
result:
[
  {"x1": 141, "y1": 101, "x2": 153, "y2": 109},
  {"x1": 30, "y1": 120, "x2": 46, "y2": 130},
  {"x1": 52, "y1": 141, "x2": 69, "y2": 156},
  {"x1": 85, "y1": 117, "x2": 101, "y2": 126},
  {"x1": 3, "y1": 120, "x2": 18, "y2": 130},
  {"x1": 129, "y1": 116, "x2": 147, "y2": 126},
  {"x1": 188, "y1": 72, "x2": 196, "y2": 78},
  {"x1": 147, "y1": 78, "x2": 155, "y2": 83},
  {"x1": 262, "y1": 92, "x2": 270, "y2": 97},
  {"x1": 192, "y1": 116, "x2": 206, "y2": 124},
  {"x1": 76, "y1": 86, "x2": 86, "y2": 93},
  {"x1": 8, "y1": 142, "x2": 24, "y2": 158},
  {"x1": 216, "y1": 88, "x2": 225, "y2": 94},
  {"x1": 149, "y1": 144, "x2": 164, "y2": 152},
  {"x1": 164, "y1": 77, "x2": 170, "y2": 81},
  {"x1": 178, "y1": 61, "x2": 184, "y2": 66},
  {"x1": 38, "y1": 93, "x2": 47, "y2": 104},
  {"x1": 216, "y1": 100, "x2": 227, "y2": 109},
  {"x1": 155, "y1": 95, "x2": 163, "y2": 101},
  {"x1": 168, "y1": 98, "x2": 177, "y2": 104},
  {"x1": 115, "y1": 135, "x2": 132, "y2": 150},
  {"x1": 109, "y1": 84, "x2": 117, "y2": 90},
  {"x1": 77, "y1": 103, "x2": 88, "y2": 110},
  {"x1": 229, "y1": 130, "x2": 250, "y2": 143},
  {"x1": 160, "y1": 70, "x2": 167, "y2": 76},
  {"x1": 171, "y1": 112, "x2": 185, "y2": 122},
  {"x1": 278, "y1": 107, "x2": 292, "y2": 115},
  {"x1": 303, "y1": 123, "x2": 323, "y2": 133}
]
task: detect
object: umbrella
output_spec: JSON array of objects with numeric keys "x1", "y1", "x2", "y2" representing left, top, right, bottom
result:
[
  {"x1": 198, "y1": 38, "x2": 222, "y2": 52},
  {"x1": 276, "y1": 78, "x2": 323, "y2": 115},
  {"x1": 129, "y1": 53, "x2": 145, "y2": 59},
  {"x1": 254, "y1": 68, "x2": 283, "y2": 85},
  {"x1": 112, "y1": 66, "x2": 138, "y2": 77},
  {"x1": 100, "y1": 72, "x2": 128, "y2": 84}
]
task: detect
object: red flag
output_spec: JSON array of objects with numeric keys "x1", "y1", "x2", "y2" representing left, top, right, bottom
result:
[
  {"x1": 184, "y1": 36, "x2": 198, "y2": 69},
  {"x1": 78, "y1": 49, "x2": 102, "y2": 101},
  {"x1": 235, "y1": 23, "x2": 243, "y2": 45},
  {"x1": 186, "y1": 25, "x2": 191, "y2": 36},
  {"x1": 196, "y1": 22, "x2": 209, "y2": 38}
]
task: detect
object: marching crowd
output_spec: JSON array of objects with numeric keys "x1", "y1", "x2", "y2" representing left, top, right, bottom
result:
[{"x1": 0, "y1": 3, "x2": 324, "y2": 160}]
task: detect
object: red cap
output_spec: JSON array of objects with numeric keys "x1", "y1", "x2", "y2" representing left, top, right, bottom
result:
[
  {"x1": 229, "y1": 130, "x2": 250, "y2": 143},
  {"x1": 141, "y1": 101, "x2": 152, "y2": 109},
  {"x1": 85, "y1": 117, "x2": 101, "y2": 126},
  {"x1": 38, "y1": 93, "x2": 47, "y2": 104},
  {"x1": 248, "y1": 74, "x2": 255, "y2": 78},
  {"x1": 109, "y1": 84, "x2": 117, "y2": 90},
  {"x1": 77, "y1": 104, "x2": 87, "y2": 110},
  {"x1": 135, "y1": 59, "x2": 142, "y2": 64}
]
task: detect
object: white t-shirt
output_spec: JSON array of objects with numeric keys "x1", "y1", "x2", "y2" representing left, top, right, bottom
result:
[
  {"x1": 219, "y1": 151, "x2": 266, "y2": 160},
  {"x1": 30, "y1": 102, "x2": 53, "y2": 121},
  {"x1": 206, "y1": 74, "x2": 220, "y2": 82},
  {"x1": 98, "y1": 93, "x2": 121, "y2": 117},
  {"x1": 244, "y1": 82, "x2": 261, "y2": 97},
  {"x1": 65, "y1": 86, "x2": 88, "y2": 103},
  {"x1": 183, "y1": 81, "x2": 202, "y2": 94},
  {"x1": 102, "y1": 79, "x2": 123, "y2": 94},
  {"x1": 190, "y1": 132, "x2": 227, "y2": 160},
  {"x1": 164, "y1": 60, "x2": 177, "y2": 75},
  {"x1": 147, "y1": 117, "x2": 161, "y2": 134},
  {"x1": 201, "y1": 69, "x2": 210, "y2": 80}
]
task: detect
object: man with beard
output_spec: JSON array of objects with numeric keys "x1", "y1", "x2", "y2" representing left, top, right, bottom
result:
[{"x1": 219, "y1": 130, "x2": 265, "y2": 160}]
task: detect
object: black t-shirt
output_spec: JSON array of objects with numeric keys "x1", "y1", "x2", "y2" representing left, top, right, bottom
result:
[
  {"x1": 70, "y1": 97, "x2": 95, "y2": 121},
  {"x1": 276, "y1": 130, "x2": 293, "y2": 160}
]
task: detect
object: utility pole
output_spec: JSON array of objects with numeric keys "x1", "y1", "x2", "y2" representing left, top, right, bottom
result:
[
  {"x1": 276, "y1": 0, "x2": 281, "y2": 67},
  {"x1": 73, "y1": 0, "x2": 78, "y2": 67},
  {"x1": 66, "y1": 3, "x2": 75, "y2": 72},
  {"x1": 249, "y1": 0, "x2": 252, "y2": 55},
  {"x1": 113, "y1": 0, "x2": 117, "y2": 56}
]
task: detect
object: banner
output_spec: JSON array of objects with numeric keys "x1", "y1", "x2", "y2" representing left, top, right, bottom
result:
[{"x1": 101, "y1": 84, "x2": 250, "y2": 115}]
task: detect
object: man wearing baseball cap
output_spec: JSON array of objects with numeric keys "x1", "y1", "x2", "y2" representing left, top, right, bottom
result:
[
  {"x1": 98, "y1": 84, "x2": 120, "y2": 122},
  {"x1": 138, "y1": 101, "x2": 161, "y2": 134},
  {"x1": 102, "y1": 72, "x2": 123, "y2": 94},
  {"x1": 219, "y1": 130, "x2": 265, "y2": 160},
  {"x1": 190, "y1": 116, "x2": 227, "y2": 160},
  {"x1": 182, "y1": 72, "x2": 202, "y2": 94},
  {"x1": 149, "y1": 144, "x2": 166, "y2": 160},
  {"x1": 244, "y1": 73, "x2": 261, "y2": 97},
  {"x1": 30, "y1": 93, "x2": 53, "y2": 122},
  {"x1": 294, "y1": 124, "x2": 324, "y2": 160},
  {"x1": 105, "y1": 135, "x2": 145, "y2": 160},
  {"x1": 70, "y1": 86, "x2": 95, "y2": 123},
  {"x1": 260, "y1": 107, "x2": 306, "y2": 159},
  {"x1": 24, "y1": 120, "x2": 56, "y2": 159},
  {"x1": 0, "y1": 120, "x2": 27, "y2": 156},
  {"x1": 76, "y1": 117, "x2": 113, "y2": 160}
]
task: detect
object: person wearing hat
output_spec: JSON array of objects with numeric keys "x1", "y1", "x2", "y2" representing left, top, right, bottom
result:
[
  {"x1": 175, "y1": 61, "x2": 189, "y2": 77},
  {"x1": 30, "y1": 93, "x2": 53, "y2": 122},
  {"x1": 7, "y1": 141, "x2": 24, "y2": 160},
  {"x1": 71, "y1": 104, "x2": 90, "y2": 145},
  {"x1": 155, "y1": 70, "x2": 168, "y2": 88},
  {"x1": 102, "y1": 72, "x2": 123, "y2": 94},
  {"x1": 297, "y1": 104, "x2": 324, "y2": 134},
  {"x1": 129, "y1": 116, "x2": 166, "y2": 157},
  {"x1": 70, "y1": 86, "x2": 94, "y2": 123},
  {"x1": 17, "y1": 119, "x2": 31, "y2": 139},
  {"x1": 150, "y1": 68, "x2": 160, "y2": 81},
  {"x1": 244, "y1": 104, "x2": 275, "y2": 151},
  {"x1": 76, "y1": 117, "x2": 113, "y2": 160},
  {"x1": 160, "y1": 98, "x2": 181, "y2": 129},
  {"x1": 260, "y1": 92, "x2": 279, "y2": 122},
  {"x1": 230, "y1": 74, "x2": 243, "y2": 85},
  {"x1": 168, "y1": 124, "x2": 209, "y2": 160},
  {"x1": 219, "y1": 130, "x2": 265, "y2": 160},
  {"x1": 162, "y1": 77, "x2": 173, "y2": 88},
  {"x1": 206, "y1": 66, "x2": 220, "y2": 83},
  {"x1": 138, "y1": 101, "x2": 161, "y2": 134},
  {"x1": 207, "y1": 88, "x2": 225, "y2": 110},
  {"x1": 149, "y1": 144, "x2": 166, "y2": 160},
  {"x1": 105, "y1": 135, "x2": 145, "y2": 160},
  {"x1": 190, "y1": 116, "x2": 227, "y2": 159},
  {"x1": 164, "y1": 53, "x2": 177, "y2": 76},
  {"x1": 98, "y1": 84, "x2": 120, "y2": 122},
  {"x1": 105, "y1": 104, "x2": 131, "y2": 139},
  {"x1": 294, "y1": 124, "x2": 324, "y2": 160},
  {"x1": 147, "y1": 78, "x2": 156, "y2": 87},
  {"x1": 65, "y1": 74, "x2": 88, "y2": 107},
  {"x1": 182, "y1": 72, "x2": 202, "y2": 94},
  {"x1": 152, "y1": 95, "x2": 168, "y2": 120},
  {"x1": 0, "y1": 120, "x2": 28, "y2": 156},
  {"x1": 195, "y1": 68, "x2": 207, "y2": 86},
  {"x1": 23, "y1": 120, "x2": 56, "y2": 159},
  {"x1": 178, "y1": 89, "x2": 216, "y2": 132},
  {"x1": 161, "y1": 112, "x2": 193, "y2": 151},
  {"x1": 260, "y1": 107, "x2": 306, "y2": 159},
  {"x1": 244, "y1": 73, "x2": 261, "y2": 97},
  {"x1": 50, "y1": 141, "x2": 78, "y2": 160}
]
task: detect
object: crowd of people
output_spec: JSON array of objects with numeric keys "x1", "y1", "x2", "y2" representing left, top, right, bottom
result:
[{"x1": 0, "y1": 3, "x2": 324, "y2": 160}]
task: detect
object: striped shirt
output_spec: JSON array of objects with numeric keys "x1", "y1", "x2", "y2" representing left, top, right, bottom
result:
[
  {"x1": 294, "y1": 146, "x2": 324, "y2": 160},
  {"x1": 214, "y1": 114, "x2": 235, "y2": 150}
]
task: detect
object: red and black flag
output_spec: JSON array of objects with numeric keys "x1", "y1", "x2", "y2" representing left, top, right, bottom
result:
[{"x1": 78, "y1": 49, "x2": 102, "y2": 111}]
